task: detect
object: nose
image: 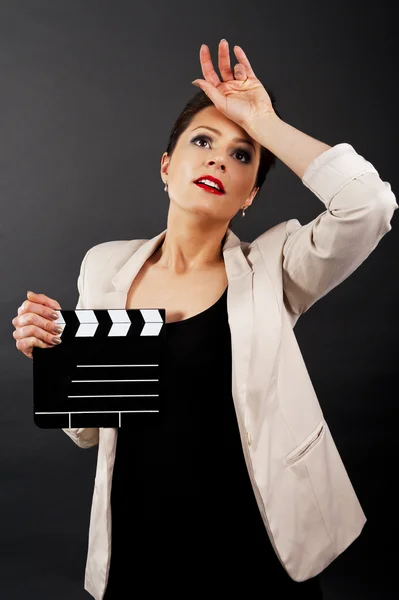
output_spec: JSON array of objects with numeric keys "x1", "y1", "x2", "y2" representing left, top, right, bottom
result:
[{"x1": 206, "y1": 157, "x2": 226, "y2": 171}]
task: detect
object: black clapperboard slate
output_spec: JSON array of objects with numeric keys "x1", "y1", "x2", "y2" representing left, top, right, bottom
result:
[{"x1": 32, "y1": 307, "x2": 165, "y2": 428}]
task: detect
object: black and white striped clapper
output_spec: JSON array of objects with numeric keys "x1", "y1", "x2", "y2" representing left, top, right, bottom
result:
[{"x1": 32, "y1": 308, "x2": 165, "y2": 428}]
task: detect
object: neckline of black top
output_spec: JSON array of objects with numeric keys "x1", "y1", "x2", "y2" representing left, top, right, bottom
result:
[{"x1": 165, "y1": 286, "x2": 228, "y2": 327}]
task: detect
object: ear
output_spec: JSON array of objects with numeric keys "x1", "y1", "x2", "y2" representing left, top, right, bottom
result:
[
  {"x1": 244, "y1": 186, "x2": 259, "y2": 209},
  {"x1": 160, "y1": 152, "x2": 170, "y2": 185}
]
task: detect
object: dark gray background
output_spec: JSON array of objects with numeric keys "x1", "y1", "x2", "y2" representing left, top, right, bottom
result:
[{"x1": 1, "y1": 1, "x2": 398, "y2": 598}]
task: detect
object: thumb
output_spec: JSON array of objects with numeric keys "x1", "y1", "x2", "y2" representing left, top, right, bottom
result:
[{"x1": 191, "y1": 80, "x2": 225, "y2": 109}]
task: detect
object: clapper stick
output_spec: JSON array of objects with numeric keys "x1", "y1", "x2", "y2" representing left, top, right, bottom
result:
[{"x1": 32, "y1": 308, "x2": 166, "y2": 428}]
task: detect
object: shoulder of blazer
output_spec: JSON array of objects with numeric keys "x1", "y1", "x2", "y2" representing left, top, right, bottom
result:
[
  {"x1": 82, "y1": 238, "x2": 148, "y2": 272},
  {"x1": 86, "y1": 238, "x2": 148, "y2": 261},
  {"x1": 250, "y1": 219, "x2": 297, "y2": 259},
  {"x1": 76, "y1": 239, "x2": 148, "y2": 308}
]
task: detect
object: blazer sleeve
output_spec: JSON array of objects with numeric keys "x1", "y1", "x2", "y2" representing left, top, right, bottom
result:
[
  {"x1": 282, "y1": 143, "x2": 398, "y2": 316},
  {"x1": 62, "y1": 248, "x2": 100, "y2": 449}
]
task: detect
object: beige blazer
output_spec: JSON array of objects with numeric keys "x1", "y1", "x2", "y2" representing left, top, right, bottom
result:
[{"x1": 62, "y1": 142, "x2": 397, "y2": 600}]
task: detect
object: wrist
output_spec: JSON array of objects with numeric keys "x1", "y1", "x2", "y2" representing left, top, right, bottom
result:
[{"x1": 244, "y1": 111, "x2": 283, "y2": 150}]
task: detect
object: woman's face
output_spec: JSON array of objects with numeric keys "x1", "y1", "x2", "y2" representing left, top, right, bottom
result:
[{"x1": 161, "y1": 105, "x2": 261, "y2": 224}]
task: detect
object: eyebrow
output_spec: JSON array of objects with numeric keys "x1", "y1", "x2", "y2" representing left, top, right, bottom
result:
[{"x1": 191, "y1": 125, "x2": 256, "y2": 152}]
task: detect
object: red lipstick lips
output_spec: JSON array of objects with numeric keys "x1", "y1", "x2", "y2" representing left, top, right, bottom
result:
[{"x1": 193, "y1": 175, "x2": 225, "y2": 195}]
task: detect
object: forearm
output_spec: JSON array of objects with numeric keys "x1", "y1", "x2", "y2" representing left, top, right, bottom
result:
[{"x1": 246, "y1": 114, "x2": 332, "y2": 180}]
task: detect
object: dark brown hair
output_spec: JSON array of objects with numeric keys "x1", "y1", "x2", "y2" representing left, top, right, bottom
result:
[{"x1": 165, "y1": 88, "x2": 281, "y2": 194}]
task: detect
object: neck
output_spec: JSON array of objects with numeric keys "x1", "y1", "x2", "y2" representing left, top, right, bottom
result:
[{"x1": 154, "y1": 207, "x2": 229, "y2": 274}]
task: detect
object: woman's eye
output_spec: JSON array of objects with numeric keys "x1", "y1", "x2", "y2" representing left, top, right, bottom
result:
[
  {"x1": 191, "y1": 135, "x2": 251, "y2": 163},
  {"x1": 192, "y1": 135, "x2": 210, "y2": 148},
  {"x1": 235, "y1": 150, "x2": 251, "y2": 163}
]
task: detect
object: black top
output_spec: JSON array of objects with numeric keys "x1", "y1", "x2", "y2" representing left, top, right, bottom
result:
[{"x1": 104, "y1": 287, "x2": 323, "y2": 597}]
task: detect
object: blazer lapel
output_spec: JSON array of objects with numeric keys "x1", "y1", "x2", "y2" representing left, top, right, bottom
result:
[{"x1": 222, "y1": 230, "x2": 254, "y2": 420}]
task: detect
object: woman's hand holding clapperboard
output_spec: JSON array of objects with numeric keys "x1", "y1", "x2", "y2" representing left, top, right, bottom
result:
[{"x1": 12, "y1": 291, "x2": 63, "y2": 359}]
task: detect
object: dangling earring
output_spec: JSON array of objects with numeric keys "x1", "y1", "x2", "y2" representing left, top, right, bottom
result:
[
  {"x1": 164, "y1": 182, "x2": 168, "y2": 192},
  {"x1": 241, "y1": 207, "x2": 246, "y2": 217}
]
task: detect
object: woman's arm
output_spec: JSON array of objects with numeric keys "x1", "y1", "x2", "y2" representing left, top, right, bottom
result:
[
  {"x1": 246, "y1": 112, "x2": 332, "y2": 180},
  {"x1": 255, "y1": 137, "x2": 397, "y2": 316}
]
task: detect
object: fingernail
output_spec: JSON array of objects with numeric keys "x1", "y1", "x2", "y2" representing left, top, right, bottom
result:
[
  {"x1": 220, "y1": 39, "x2": 227, "y2": 43},
  {"x1": 27, "y1": 290, "x2": 34, "y2": 295},
  {"x1": 52, "y1": 337, "x2": 62, "y2": 344},
  {"x1": 51, "y1": 312, "x2": 59, "y2": 320}
]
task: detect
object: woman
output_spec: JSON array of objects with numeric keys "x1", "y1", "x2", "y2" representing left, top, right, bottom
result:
[{"x1": 12, "y1": 40, "x2": 397, "y2": 600}]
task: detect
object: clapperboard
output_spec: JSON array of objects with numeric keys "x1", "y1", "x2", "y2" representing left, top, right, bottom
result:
[{"x1": 33, "y1": 308, "x2": 165, "y2": 428}]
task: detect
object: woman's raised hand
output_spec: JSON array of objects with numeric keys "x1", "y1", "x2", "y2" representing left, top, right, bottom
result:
[
  {"x1": 191, "y1": 40, "x2": 276, "y2": 131},
  {"x1": 12, "y1": 291, "x2": 63, "y2": 359}
]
